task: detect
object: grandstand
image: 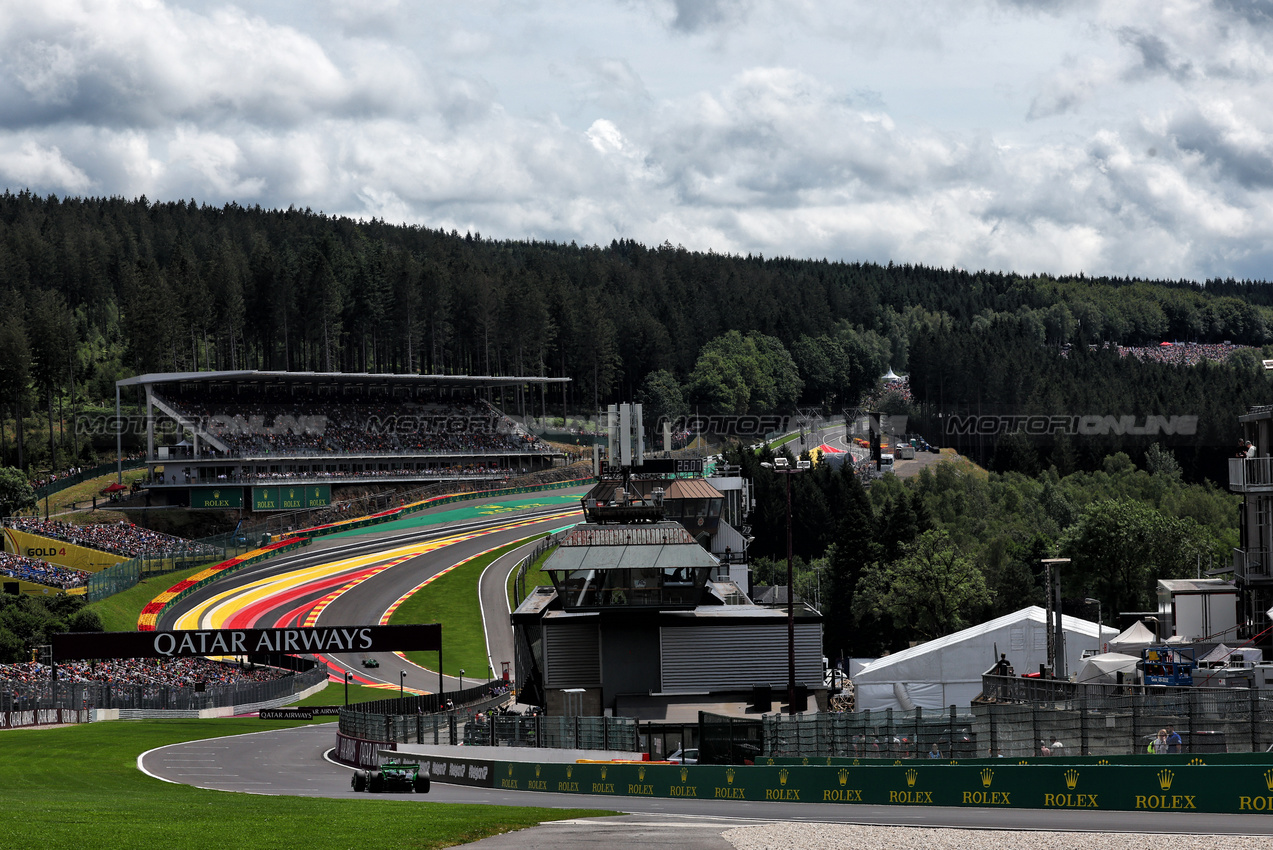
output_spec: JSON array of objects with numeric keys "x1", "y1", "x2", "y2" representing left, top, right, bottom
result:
[{"x1": 113, "y1": 371, "x2": 569, "y2": 508}]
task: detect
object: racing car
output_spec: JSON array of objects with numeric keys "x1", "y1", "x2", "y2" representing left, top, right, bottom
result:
[{"x1": 350, "y1": 760, "x2": 430, "y2": 793}]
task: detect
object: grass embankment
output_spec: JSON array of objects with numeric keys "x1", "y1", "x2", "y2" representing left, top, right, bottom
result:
[
  {"x1": 0, "y1": 720, "x2": 608, "y2": 850},
  {"x1": 506, "y1": 543, "x2": 555, "y2": 610},
  {"x1": 393, "y1": 535, "x2": 545, "y2": 679},
  {"x1": 82, "y1": 562, "x2": 215, "y2": 632},
  {"x1": 34, "y1": 467, "x2": 149, "y2": 518}
]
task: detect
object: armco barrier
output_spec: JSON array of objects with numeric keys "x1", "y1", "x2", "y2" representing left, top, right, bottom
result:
[{"x1": 423, "y1": 758, "x2": 1273, "y2": 814}]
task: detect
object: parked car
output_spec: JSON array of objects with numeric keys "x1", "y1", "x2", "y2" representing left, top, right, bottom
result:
[{"x1": 667, "y1": 748, "x2": 699, "y2": 764}]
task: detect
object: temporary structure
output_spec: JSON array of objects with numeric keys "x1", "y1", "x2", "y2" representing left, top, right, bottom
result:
[
  {"x1": 1107, "y1": 620, "x2": 1157, "y2": 655},
  {"x1": 851, "y1": 606, "x2": 1116, "y2": 711},
  {"x1": 1075, "y1": 652, "x2": 1140, "y2": 685}
]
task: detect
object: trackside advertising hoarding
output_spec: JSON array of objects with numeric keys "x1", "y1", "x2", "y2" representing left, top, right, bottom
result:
[
  {"x1": 420, "y1": 758, "x2": 1273, "y2": 815},
  {"x1": 51, "y1": 624, "x2": 442, "y2": 661}
]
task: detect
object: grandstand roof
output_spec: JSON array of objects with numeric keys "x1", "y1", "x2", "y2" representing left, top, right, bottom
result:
[{"x1": 116, "y1": 370, "x2": 570, "y2": 389}]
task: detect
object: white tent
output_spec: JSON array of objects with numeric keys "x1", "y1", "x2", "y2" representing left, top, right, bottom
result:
[
  {"x1": 851, "y1": 606, "x2": 1117, "y2": 711},
  {"x1": 881, "y1": 368, "x2": 905, "y2": 382},
  {"x1": 1076, "y1": 652, "x2": 1140, "y2": 685},
  {"x1": 1107, "y1": 620, "x2": 1157, "y2": 655}
]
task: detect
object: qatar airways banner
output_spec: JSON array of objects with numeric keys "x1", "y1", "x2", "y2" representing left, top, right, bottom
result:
[{"x1": 50, "y1": 624, "x2": 442, "y2": 661}]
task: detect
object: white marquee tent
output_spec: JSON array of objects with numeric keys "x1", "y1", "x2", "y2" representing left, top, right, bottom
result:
[
  {"x1": 1107, "y1": 620, "x2": 1157, "y2": 655},
  {"x1": 852, "y1": 606, "x2": 1117, "y2": 711},
  {"x1": 1075, "y1": 652, "x2": 1140, "y2": 685}
]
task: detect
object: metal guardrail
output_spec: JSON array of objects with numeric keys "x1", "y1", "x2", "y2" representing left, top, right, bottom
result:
[
  {"x1": 1229, "y1": 456, "x2": 1273, "y2": 491},
  {"x1": 513, "y1": 533, "x2": 563, "y2": 607}
]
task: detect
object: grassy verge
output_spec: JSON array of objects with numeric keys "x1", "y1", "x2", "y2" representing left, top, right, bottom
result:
[
  {"x1": 506, "y1": 543, "x2": 556, "y2": 610},
  {"x1": 1, "y1": 720, "x2": 609, "y2": 850},
  {"x1": 83, "y1": 562, "x2": 216, "y2": 631},
  {"x1": 288, "y1": 681, "x2": 405, "y2": 708},
  {"x1": 764, "y1": 431, "x2": 800, "y2": 451},
  {"x1": 34, "y1": 467, "x2": 150, "y2": 516},
  {"x1": 394, "y1": 535, "x2": 545, "y2": 678}
]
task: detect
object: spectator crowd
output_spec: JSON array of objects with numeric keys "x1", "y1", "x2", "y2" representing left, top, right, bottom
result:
[
  {"x1": 8, "y1": 517, "x2": 221, "y2": 559},
  {"x1": 1061, "y1": 341, "x2": 1251, "y2": 365},
  {"x1": 0, "y1": 551, "x2": 89, "y2": 589},
  {"x1": 158, "y1": 387, "x2": 553, "y2": 460},
  {"x1": 0, "y1": 658, "x2": 289, "y2": 686}
]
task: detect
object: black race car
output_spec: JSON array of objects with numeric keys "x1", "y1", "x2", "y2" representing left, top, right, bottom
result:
[
  {"x1": 351, "y1": 760, "x2": 430, "y2": 793},
  {"x1": 361, "y1": 657, "x2": 379, "y2": 668}
]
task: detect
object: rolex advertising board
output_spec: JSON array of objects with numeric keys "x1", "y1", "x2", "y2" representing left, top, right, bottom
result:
[
  {"x1": 466, "y1": 760, "x2": 1273, "y2": 815},
  {"x1": 190, "y1": 488, "x2": 243, "y2": 510},
  {"x1": 253, "y1": 485, "x2": 330, "y2": 511}
]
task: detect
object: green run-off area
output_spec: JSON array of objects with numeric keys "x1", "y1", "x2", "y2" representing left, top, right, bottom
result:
[{"x1": 326, "y1": 493, "x2": 581, "y2": 540}]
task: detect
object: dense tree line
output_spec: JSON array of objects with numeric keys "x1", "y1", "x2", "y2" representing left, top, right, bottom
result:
[
  {"x1": 2, "y1": 191, "x2": 1273, "y2": 480},
  {"x1": 0, "y1": 593, "x2": 101, "y2": 663},
  {"x1": 734, "y1": 443, "x2": 1237, "y2": 658}
]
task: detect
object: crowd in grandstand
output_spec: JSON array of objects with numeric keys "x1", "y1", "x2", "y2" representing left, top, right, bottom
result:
[
  {"x1": 0, "y1": 658, "x2": 289, "y2": 686},
  {"x1": 8, "y1": 517, "x2": 221, "y2": 559},
  {"x1": 157, "y1": 389, "x2": 552, "y2": 459},
  {"x1": 192, "y1": 462, "x2": 527, "y2": 485},
  {"x1": 0, "y1": 551, "x2": 89, "y2": 589}
]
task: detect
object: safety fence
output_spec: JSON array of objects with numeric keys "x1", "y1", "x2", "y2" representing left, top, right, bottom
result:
[
  {"x1": 511, "y1": 529, "x2": 573, "y2": 606},
  {"x1": 428, "y1": 755, "x2": 1273, "y2": 814},
  {"x1": 337, "y1": 683, "x2": 640, "y2": 753},
  {"x1": 761, "y1": 690, "x2": 1273, "y2": 760},
  {"x1": 0, "y1": 659, "x2": 328, "y2": 713}
]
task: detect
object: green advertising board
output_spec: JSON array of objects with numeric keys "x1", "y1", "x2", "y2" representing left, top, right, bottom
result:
[
  {"x1": 467, "y1": 759, "x2": 1273, "y2": 815},
  {"x1": 305, "y1": 485, "x2": 330, "y2": 508},
  {"x1": 190, "y1": 487, "x2": 243, "y2": 509},
  {"x1": 253, "y1": 485, "x2": 331, "y2": 511}
]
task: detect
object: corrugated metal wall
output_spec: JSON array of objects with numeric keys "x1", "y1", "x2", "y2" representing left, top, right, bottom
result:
[
  {"x1": 544, "y1": 621, "x2": 601, "y2": 687},
  {"x1": 660, "y1": 623, "x2": 822, "y2": 693}
]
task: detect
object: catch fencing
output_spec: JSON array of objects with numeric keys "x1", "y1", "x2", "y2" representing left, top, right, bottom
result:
[
  {"x1": 762, "y1": 686, "x2": 1273, "y2": 759},
  {"x1": 339, "y1": 682, "x2": 639, "y2": 752}
]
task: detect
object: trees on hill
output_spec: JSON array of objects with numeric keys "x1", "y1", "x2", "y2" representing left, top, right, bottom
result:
[{"x1": 0, "y1": 191, "x2": 1271, "y2": 479}]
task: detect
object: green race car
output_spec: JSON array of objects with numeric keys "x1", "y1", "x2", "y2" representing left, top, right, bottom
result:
[{"x1": 351, "y1": 760, "x2": 430, "y2": 793}]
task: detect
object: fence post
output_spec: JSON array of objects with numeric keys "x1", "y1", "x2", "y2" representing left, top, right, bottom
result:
[
  {"x1": 1252, "y1": 687, "x2": 1260, "y2": 753},
  {"x1": 1130, "y1": 695, "x2": 1140, "y2": 754},
  {"x1": 1079, "y1": 696, "x2": 1087, "y2": 755}
]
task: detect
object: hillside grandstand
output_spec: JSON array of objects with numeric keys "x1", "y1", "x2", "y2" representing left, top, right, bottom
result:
[{"x1": 113, "y1": 371, "x2": 570, "y2": 506}]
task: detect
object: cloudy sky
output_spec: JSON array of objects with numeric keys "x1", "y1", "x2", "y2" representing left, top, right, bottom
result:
[{"x1": 4, "y1": 0, "x2": 1273, "y2": 281}]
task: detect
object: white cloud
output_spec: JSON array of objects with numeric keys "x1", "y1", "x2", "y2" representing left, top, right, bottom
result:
[
  {"x1": 0, "y1": 138, "x2": 93, "y2": 193},
  {"x1": 1, "y1": 0, "x2": 1273, "y2": 280}
]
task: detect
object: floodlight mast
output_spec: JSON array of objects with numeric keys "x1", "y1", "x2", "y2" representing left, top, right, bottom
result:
[{"x1": 761, "y1": 455, "x2": 811, "y2": 712}]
